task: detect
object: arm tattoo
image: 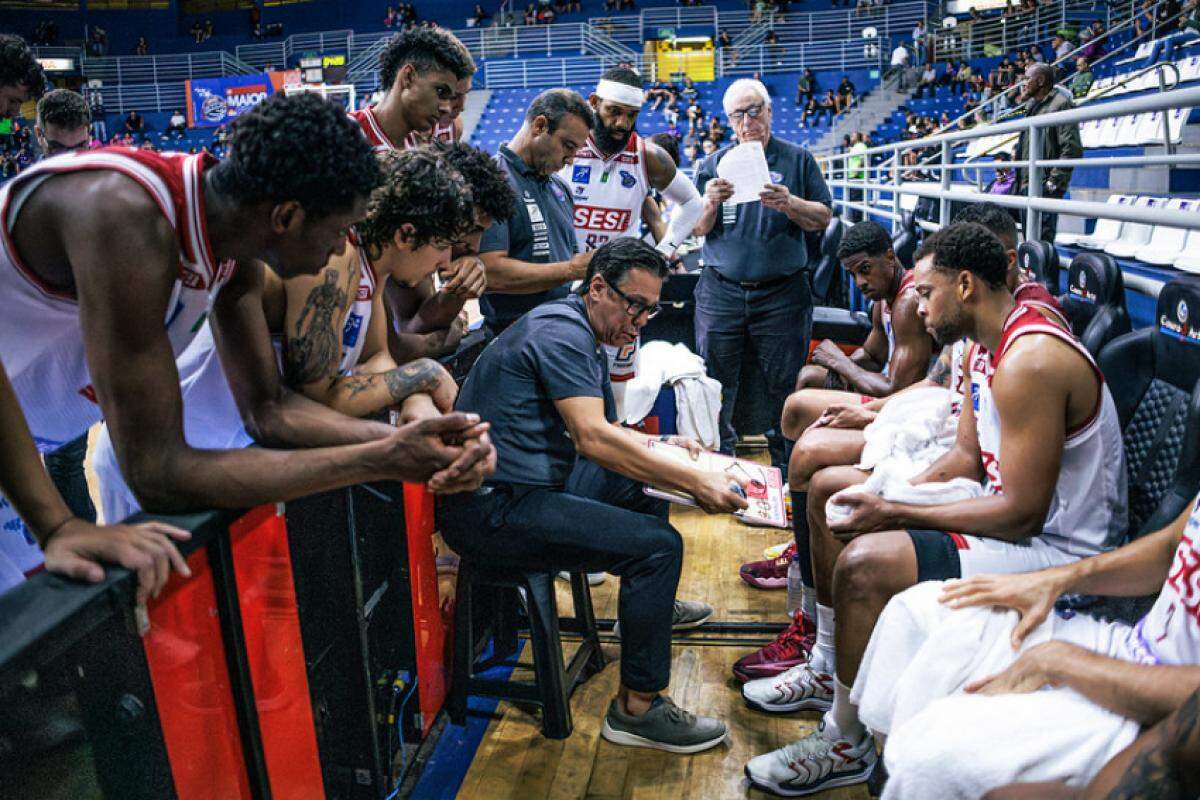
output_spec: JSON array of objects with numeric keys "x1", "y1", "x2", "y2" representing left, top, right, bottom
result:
[
  {"x1": 383, "y1": 359, "x2": 442, "y2": 404},
  {"x1": 1104, "y1": 689, "x2": 1200, "y2": 800},
  {"x1": 927, "y1": 355, "x2": 952, "y2": 387},
  {"x1": 285, "y1": 269, "x2": 349, "y2": 386},
  {"x1": 342, "y1": 374, "x2": 374, "y2": 398}
]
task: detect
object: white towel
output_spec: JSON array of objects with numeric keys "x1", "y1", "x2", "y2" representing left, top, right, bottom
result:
[
  {"x1": 621, "y1": 341, "x2": 720, "y2": 449},
  {"x1": 825, "y1": 463, "x2": 984, "y2": 524},
  {"x1": 673, "y1": 374, "x2": 722, "y2": 451},
  {"x1": 857, "y1": 386, "x2": 958, "y2": 478}
]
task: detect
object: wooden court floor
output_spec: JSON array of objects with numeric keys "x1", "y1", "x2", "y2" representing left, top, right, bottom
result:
[{"x1": 455, "y1": 499, "x2": 873, "y2": 800}]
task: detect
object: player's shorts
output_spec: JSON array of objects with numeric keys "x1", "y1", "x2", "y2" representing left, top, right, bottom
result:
[{"x1": 907, "y1": 529, "x2": 1079, "y2": 581}]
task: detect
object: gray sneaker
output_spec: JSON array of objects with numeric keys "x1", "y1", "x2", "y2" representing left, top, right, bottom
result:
[
  {"x1": 601, "y1": 696, "x2": 728, "y2": 754},
  {"x1": 612, "y1": 599, "x2": 713, "y2": 638}
]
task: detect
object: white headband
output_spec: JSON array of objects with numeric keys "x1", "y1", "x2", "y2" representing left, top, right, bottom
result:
[{"x1": 595, "y1": 79, "x2": 645, "y2": 108}]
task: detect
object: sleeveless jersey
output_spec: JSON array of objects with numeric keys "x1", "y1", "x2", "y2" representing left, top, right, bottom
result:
[
  {"x1": 1127, "y1": 494, "x2": 1200, "y2": 666},
  {"x1": 880, "y1": 270, "x2": 916, "y2": 378},
  {"x1": 969, "y1": 304, "x2": 1127, "y2": 557},
  {"x1": 560, "y1": 133, "x2": 652, "y2": 252},
  {"x1": 0, "y1": 148, "x2": 236, "y2": 451},
  {"x1": 404, "y1": 119, "x2": 457, "y2": 149},
  {"x1": 339, "y1": 244, "x2": 379, "y2": 375},
  {"x1": 350, "y1": 106, "x2": 401, "y2": 153},
  {"x1": 603, "y1": 339, "x2": 639, "y2": 421}
]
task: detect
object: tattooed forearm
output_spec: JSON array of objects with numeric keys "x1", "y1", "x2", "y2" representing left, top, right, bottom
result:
[
  {"x1": 927, "y1": 349, "x2": 952, "y2": 387},
  {"x1": 383, "y1": 358, "x2": 443, "y2": 404},
  {"x1": 285, "y1": 270, "x2": 348, "y2": 386},
  {"x1": 1103, "y1": 688, "x2": 1200, "y2": 800}
]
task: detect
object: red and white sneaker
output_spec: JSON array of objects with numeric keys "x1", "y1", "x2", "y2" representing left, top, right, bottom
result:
[
  {"x1": 740, "y1": 543, "x2": 796, "y2": 590},
  {"x1": 744, "y1": 721, "x2": 876, "y2": 796},
  {"x1": 742, "y1": 662, "x2": 833, "y2": 714},
  {"x1": 731, "y1": 608, "x2": 815, "y2": 684}
]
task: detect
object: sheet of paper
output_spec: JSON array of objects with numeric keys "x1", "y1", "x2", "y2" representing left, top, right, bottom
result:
[
  {"x1": 642, "y1": 441, "x2": 788, "y2": 528},
  {"x1": 716, "y1": 141, "x2": 771, "y2": 205}
]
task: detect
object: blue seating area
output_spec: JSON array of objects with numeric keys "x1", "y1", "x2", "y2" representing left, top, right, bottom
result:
[{"x1": 471, "y1": 69, "x2": 880, "y2": 165}]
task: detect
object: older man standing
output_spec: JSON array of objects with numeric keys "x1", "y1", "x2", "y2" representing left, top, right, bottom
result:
[
  {"x1": 1015, "y1": 63, "x2": 1083, "y2": 243},
  {"x1": 692, "y1": 78, "x2": 832, "y2": 469}
]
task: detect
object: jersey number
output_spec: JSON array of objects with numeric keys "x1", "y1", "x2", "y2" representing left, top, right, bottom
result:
[{"x1": 584, "y1": 233, "x2": 611, "y2": 251}]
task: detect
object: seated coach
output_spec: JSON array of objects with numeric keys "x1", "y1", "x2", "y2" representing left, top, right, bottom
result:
[{"x1": 439, "y1": 238, "x2": 747, "y2": 753}]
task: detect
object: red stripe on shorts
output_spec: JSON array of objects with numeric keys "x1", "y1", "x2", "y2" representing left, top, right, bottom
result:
[{"x1": 948, "y1": 532, "x2": 969, "y2": 550}]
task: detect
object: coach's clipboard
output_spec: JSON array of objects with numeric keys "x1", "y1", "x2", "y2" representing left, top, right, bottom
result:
[{"x1": 643, "y1": 440, "x2": 788, "y2": 529}]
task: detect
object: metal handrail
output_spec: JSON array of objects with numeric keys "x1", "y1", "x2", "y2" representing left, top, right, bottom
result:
[{"x1": 817, "y1": 84, "x2": 1200, "y2": 265}]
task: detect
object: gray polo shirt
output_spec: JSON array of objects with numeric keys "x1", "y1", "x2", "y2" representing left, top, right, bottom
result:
[
  {"x1": 456, "y1": 293, "x2": 617, "y2": 488},
  {"x1": 694, "y1": 135, "x2": 832, "y2": 283},
  {"x1": 479, "y1": 144, "x2": 578, "y2": 332}
]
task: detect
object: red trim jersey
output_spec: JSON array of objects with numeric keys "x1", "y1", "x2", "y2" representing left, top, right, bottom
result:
[
  {"x1": 881, "y1": 270, "x2": 917, "y2": 378},
  {"x1": 1128, "y1": 494, "x2": 1200, "y2": 666},
  {"x1": 559, "y1": 133, "x2": 652, "y2": 253},
  {"x1": 968, "y1": 304, "x2": 1127, "y2": 557},
  {"x1": 0, "y1": 148, "x2": 236, "y2": 451},
  {"x1": 350, "y1": 106, "x2": 457, "y2": 153}
]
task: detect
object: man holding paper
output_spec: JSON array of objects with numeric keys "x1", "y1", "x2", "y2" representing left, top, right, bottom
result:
[
  {"x1": 441, "y1": 238, "x2": 747, "y2": 754},
  {"x1": 692, "y1": 78, "x2": 833, "y2": 470}
]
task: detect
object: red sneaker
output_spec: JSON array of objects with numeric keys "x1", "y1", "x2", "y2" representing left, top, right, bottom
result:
[
  {"x1": 732, "y1": 609, "x2": 816, "y2": 683},
  {"x1": 739, "y1": 543, "x2": 796, "y2": 590}
]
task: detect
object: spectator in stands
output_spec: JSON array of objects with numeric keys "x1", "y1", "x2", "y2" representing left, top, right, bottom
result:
[
  {"x1": 123, "y1": 110, "x2": 144, "y2": 141},
  {"x1": 34, "y1": 89, "x2": 90, "y2": 160},
  {"x1": 681, "y1": 75, "x2": 698, "y2": 101},
  {"x1": 938, "y1": 60, "x2": 957, "y2": 93},
  {"x1": 889, "y1": 41, "x2": 910, "y2": 89},
  {"x1": 954, "y1": 59, "x2": 973, "y2": 95},
  {"x1": 87, "y1": 25, "x2": 107, "y2": 57},
  {"x1": 706, "y1": 114, "x2": 727, "y2": 143},
  {"x1": 845, "y1": 132, "x2": 869, "y2": 222},
  {"x1": 1145, "y1": 0, "x2": 1200, "y2": 64},
  {"x1": 1070, "y1": 56, "x2": 1094, "y2": 97},
  {"x1": 912, "y1": 20, "x2": 926, "y2": 64},
  {"x1": 815, "y1": 90, "x2": 836, "y2": 123},
  {"x1": 692, "y1": 77, "x2": 833, "y2": 469},
  {"x1": 1157, "y1": 0, "x2": 1184, "y2": 37},
  {"x1": 1052, "y1": 34, "x2": 1074, "y2": 63},
  {"x1": 685, "y1": 96, "x2": 703, "y2": 132},
  {"x1": 1015, "y1": 62, "x2": 1082, "y2": 242},
  {"x1": 915, "y1": 62, "x2": 937, "y2": 98},
  {"x1": 683, "y1": 141, "x2": 699, "y2": 163},
  {"x1": 795, "y1": 68, "x2": 815, "y2": 106},
  {"x1": 166, "y1": 109, "x2": 187, "y2": 139},
  {"x1": 135, "y1": 36, "x2": 149, "y2": 57},
  {"x1": 985, "y1": 151, "x2": 1017, "y2": 194},
  {"x1": 385, "y1": 6, "x2": 399, "y2": 28},
  {"x1": 835, "y1": 75, "x2": 856, "y2": 114},
  {"x1": 701, "y1": 138, "x2": 718, "y2": 157},
  {"x1": 1135, "y1": 0, "x2": 1155, "y2": 38},
  {"x1": 765, "y1": 29, "x2": 782, "y2": 62}
]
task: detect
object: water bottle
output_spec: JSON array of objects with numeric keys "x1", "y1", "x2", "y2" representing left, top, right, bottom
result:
[{"x1": 786, "y1": 558, "x2": 804, "y2": 615}]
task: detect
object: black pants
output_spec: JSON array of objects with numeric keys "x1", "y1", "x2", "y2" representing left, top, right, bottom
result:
[
  {"x1": 44, "y1": 434, "x2": 95, "y2": 522},
  {"x1": 438, "y1": 460, "x2": 679, "y2": 693},
  {"x1": 1039, "y1": 184, "x2": 1068, "y2": 243},
  {"x1": 694, "y1": 268, "x2": 813, "y2": 469}
]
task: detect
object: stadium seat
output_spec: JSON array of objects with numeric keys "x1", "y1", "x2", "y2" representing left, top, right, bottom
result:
[
  {"x1": 1059, "y1": 252, "x2": 1131, "y2": 358},
  {"x1": 1174, "y1": 225, "x2": 1200, "y2": 273},
  {"x1": 1067, "y1": 194, "x2": 1133, "y2": 249},
  {"x1": 1136, "y1": 198, "x2": 1197, "y2": 266},
  {"x1": 892, "y1": 211, "x2": 918, "y2": 271},
  {"x1": 1104, "y1": 196, "x2": 1163, "y2": 258},
  {"x1": 1017, "y1": 240, "x2": 1060, "y2": 292},
  {"x1": 810, "y1": 217, "x2": 847, "y2": 307},
  {"x1": 1100, "y1": 275, "x2": 1200, "y2": 538}
]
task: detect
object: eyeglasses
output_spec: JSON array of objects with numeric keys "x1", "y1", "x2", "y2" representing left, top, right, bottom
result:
[
  {"x1": 728, "y1": 102, "x2": 765, "y2": 123},
  {"x1": 605, "y1": 278, "x2": 661, "y2": 320}
]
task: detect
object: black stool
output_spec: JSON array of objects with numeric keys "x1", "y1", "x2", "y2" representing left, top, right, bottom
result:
[{"x1": 448, "y1": 563, "x2": 606, "y2": 739}]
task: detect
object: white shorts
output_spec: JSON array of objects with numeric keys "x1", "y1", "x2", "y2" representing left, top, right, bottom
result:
[
  {"x1": 852, "y1": 582, "x2": 1142, "y2": 799},
  {"x1": 908, "y1": 528, "x2": 1080, "y2": 580}
]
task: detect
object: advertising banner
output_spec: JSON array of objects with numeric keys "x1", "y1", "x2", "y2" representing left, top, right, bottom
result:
[{"x1": 186, "y1": 72, "x2": 275, "y2": 128}]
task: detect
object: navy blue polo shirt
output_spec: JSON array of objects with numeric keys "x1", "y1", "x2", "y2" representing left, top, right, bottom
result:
[
  {"x1": 479, "y1": 144, "x2": 579, "y2": 332},
  {"x1": 456, "y1": 293, "x2": 617, "y2": 488},
  {"x1": 694, "y1": 135, "x2": 832, "y2": 283}
]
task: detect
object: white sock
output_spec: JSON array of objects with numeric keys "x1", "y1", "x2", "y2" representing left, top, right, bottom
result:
[
  {"x1": 821, "y1": 679, "x2": 866, "y2": 743},
  {"x1": 801, "y1": 589, "x2": 817, "y2": 621},
  {"x1": 810, "y1": 603, "x2": 836, "y2": 675}
]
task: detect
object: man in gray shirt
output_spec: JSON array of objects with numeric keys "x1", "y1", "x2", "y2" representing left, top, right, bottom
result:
[
  {"x1": 479, "y1": 89, "x2": 595, "y2": 336},
  {"x1": 692, "y1": 78, "x2": 832, "y2": 469},
  {"x1": 1016, "y1": 63, "x2": 1083, "y2": 243}
]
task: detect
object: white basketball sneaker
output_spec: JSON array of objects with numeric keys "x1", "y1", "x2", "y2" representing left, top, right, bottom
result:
[
  {"x1": 742, "y1": 662, "x2": 834, "y2": 714},
  {"x1": 744, "y1": 721, "x2": 876, "y2": 796}
]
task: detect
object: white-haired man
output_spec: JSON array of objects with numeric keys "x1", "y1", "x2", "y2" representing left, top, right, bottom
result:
[{"x1": 692, "y1": 77, "x2": 832, "y2": 469}]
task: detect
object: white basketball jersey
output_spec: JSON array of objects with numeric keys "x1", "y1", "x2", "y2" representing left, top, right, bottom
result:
[
  {"x1": 970, "y1": 304, "x2": 1128, "y2": 557},
  {"x1": 880, "y1": 270, "x2": 916, "y2": 379},
  {"x1": 561, "y1": 133, "x2": 652, "y2": 252},
  {"x1": 1127, "y1": 494, "x2": 1200, "y2": 666},
  {"x1": 339, "y1": 244, "x2": 379, "y2": 375},
  {"x1": 603, "y1": 339, "x2": 640, "y2": 422},
  {"x1": 0, "y1": 148, "x2": 235, "y2": 452}
]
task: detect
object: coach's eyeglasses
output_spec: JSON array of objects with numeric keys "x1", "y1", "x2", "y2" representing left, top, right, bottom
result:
[
  {"x1": 605, "y1": 278, "x2": 662, "y2": 320},
  {"x1": 728, "y1": 102, "x2": 765, "y2": 123}
]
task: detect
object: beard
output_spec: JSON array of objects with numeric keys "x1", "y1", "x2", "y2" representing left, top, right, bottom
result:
[
  {"x1": 592, "y1": 120, "x2": 631, "y2": 153},
  {"x1": 927, "y1": 304, "x2": 967, "y2": 347}
]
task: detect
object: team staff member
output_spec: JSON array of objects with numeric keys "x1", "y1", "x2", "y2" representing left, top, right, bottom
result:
[
  {"x1": 693, "y1": 78, "x2": 833, "y2": 469},
  {"x1": 442, "y1": 238, "x2": 748, "y2": 753},
  {"x1": 478, "y1": 89, "x2": 594, "y2": 336}
]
